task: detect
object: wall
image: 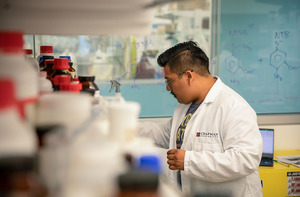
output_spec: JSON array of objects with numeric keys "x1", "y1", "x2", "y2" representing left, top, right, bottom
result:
[{"x1": 259, "y1": 124, "x2": 300, "y2": 151}]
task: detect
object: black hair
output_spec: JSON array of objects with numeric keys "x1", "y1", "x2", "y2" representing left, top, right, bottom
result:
[{"x1": 157, "y1": 41, "x2": 210, "y2": 76}]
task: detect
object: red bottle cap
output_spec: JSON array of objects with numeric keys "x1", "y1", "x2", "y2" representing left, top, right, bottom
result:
[
  {"x1": 24, "y1": 49, "x2": 33, "y2": 55},
  {"x1": 54, "y1": 58, "x2": 70, "y2": 70},
  {"x1": 0, "y1": 31, "x2": 24, "y2": 54},
  {"x1": 53, "y1": 75, "x2": 71, "y2": 86},
  {"x1": 73, "y1": 77, "x2": 79, "y2": 82},
  {"x1": 60, "y1": 83, "x2": 82, "y2": 93},
  {"x1": 40, "y1": 46, "x2": 53, "y2": 54},
  {"x1": 0, "y1": 79, "x2": 17, "y2": 109}
]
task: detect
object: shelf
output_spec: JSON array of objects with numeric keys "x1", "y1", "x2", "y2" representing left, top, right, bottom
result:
[{"x1": 0, "y1": 0, "x2": 155, "y2": 35}]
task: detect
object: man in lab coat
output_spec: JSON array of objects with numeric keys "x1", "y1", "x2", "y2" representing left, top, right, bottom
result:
[{"x1": 138, "y1": 41, "x2": 263, "y2": 197}]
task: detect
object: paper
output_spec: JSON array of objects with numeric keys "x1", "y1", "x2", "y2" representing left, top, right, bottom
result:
[{"x1": 276, "y1": 155, "x2": 300, "y2": 168}]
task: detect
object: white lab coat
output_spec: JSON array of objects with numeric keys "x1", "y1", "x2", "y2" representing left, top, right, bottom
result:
[{"x1": 138, "y1": 77, "x2": 263, "y2": 197}]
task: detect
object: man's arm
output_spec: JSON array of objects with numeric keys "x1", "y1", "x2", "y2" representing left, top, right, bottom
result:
[{"x1": 137, "y1": 118, "x2": 172, "y2": 149}]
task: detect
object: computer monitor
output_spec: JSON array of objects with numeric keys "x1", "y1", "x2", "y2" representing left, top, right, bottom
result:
[{"x1": 259, "y1": 128, "x2": 274, "y2": 166}]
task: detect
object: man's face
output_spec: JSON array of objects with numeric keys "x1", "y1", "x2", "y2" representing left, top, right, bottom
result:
[{"x1": 163, "y1": 65, "x2": 191, "y2": 104}]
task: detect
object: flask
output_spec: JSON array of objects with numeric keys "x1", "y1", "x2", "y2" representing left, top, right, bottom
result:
[
  {"x1": 41, "y1": 59, "x2": 55, "y2": 79},
  {"x1": 24, "y1": 49, "x2": 39, "y2": 71},
  {"x1": 0, "y1": 79, "x2": 47, "y2": 197},
  {"x1": 50, "y1": 58, "x2": 73, "y2": 86},
  {"x1": 59, "y1": 55, "x2": 77, "y2": 78},
  {"x1": 37, "y1": 46, "x2": 54, "y2": 71},
  {"x1": 78, "y1": 75, "x2": 99, "y2": 97},
  {"x1": 0, "y1": 31, "x2": 39, "y2": 127}
]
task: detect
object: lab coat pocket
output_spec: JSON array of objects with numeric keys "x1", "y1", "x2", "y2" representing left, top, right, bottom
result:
[{"x1": 193, "y1": 136, "x2": 223, "y2": 152}]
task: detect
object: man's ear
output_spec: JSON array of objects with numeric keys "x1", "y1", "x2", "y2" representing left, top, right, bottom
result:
[{"x1": 186, "y1": 70, "x2": 193, "y2": 85}]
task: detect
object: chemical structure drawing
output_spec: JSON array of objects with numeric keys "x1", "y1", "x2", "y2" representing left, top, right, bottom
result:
[
  {"x1": 269, "y1": 42, "x2": 300, "y2": 81},
  {"x1": 224, "y1": 52, "x2": 254, "y2": 85}
]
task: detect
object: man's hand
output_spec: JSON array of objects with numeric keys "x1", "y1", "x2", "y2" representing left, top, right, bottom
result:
[{"x1": 167, "y1": 149, "x2": 186, "y2": 170}]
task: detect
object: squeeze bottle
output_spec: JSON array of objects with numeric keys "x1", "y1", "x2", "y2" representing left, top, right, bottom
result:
[{"x1": 0, "y1": 31, "x2": 39, "y2": 127}]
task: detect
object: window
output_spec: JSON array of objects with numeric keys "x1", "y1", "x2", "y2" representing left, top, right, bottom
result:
[{"x1": 25, "y1": 0, "x2": 212, "y2": 117}]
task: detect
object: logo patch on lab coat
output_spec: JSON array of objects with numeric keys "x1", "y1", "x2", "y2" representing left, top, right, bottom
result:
[{"x1": 196, "y1": 131, "x2": 218, "y2": 138}]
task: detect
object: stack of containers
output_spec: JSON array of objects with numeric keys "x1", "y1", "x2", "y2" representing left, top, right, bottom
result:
[{"x1": 0, "y1": 31, "x2": 39, "y2": 127}]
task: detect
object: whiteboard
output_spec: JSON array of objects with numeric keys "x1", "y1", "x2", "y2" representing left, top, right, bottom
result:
[{"x1": 216, "y1": 0, "x2": 300, "y2": 114}]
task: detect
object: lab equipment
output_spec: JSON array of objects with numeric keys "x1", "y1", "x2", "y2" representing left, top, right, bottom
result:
[
  {"x1": 37, "y1": 45, "x2": 54, "y2": 70},
  {"x1": 59, "y1": 55, "x2": 77, "y2": 78},
  {"x1": 38, "y1": 71, "x2": 53, "y2": 95},
  {"x1": 24, "y1": 49, "x2": 39, "y2": 71},
  {"x1": 50, "y1": 58, "x2": 73, "y2": 85}
]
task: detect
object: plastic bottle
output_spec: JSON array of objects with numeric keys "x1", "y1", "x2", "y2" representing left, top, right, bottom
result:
[
  {"x1": 50, "y1": 58, "x2": 73, "y2": 86},
  {"x1": 108, "y1": 101, "x2": 140, "y2": 143},
  {"x1": 78, "y1": 75, "x2": 99, "y2": 97},
  {"x1": 0, "y1": 31, "x2": 39, "y2": 127},
  {"x1": 38, "y1": 71, "x2": 53, "y2": 95},
  {"x1": 36, "y1": 92, "x2": 92, "y2": 138},
  {"x1": 37, "y1": 46, "x2": 54, "y2": 71},
  {"x1": 0, "y1": 79, "x2": 47, "y2": 197},
  {"x1": 41, "y1": 59, "x2": 55, "y2": 79},
  {"x1": 106, "y1": 80, "x2": 125, "y2": 103},
  {"x1": 24, "y1": 49, "x2": 39, "y2": 71},
  {"x1": 59, "y1": 55, "x2": 77, "y2": 78}
]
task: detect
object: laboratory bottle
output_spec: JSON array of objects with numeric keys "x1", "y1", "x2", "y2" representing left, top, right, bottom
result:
[
  {"x1": 0, "y1": 79, "x2": 47, "y2": 197},
  {"x1": 35, "y1": 124, "x2": 67, "y2": 196},
  {"x1": 50, "y1": 58, "x2": 73, "y2": 86},
  {"x1": 38, "y1": 71, "x2": 53, "y2": 95},
  {"x1": 73, "y1": 77, "x2": 79, "y2": 83},
  {"x1": 60, "y1": 82, "x2": 82, "y2": 93},
  {"x1": 36, "y1": 92, "x2": 92, "y2": 138},
  {"x1": 117, "y1": 170, "x2": 160, "y2": 197},
  {"x1": 108, "y1": 101, "x2": 140, "y2": 143},
  {"x1": 0, "y1": 31, "x2": 39, "y2": 127},
  {"x1": 59, "y1": 55, "x2": 77, "y2": 78},
  {"x1": 78, "y1": 75, "x2": 99, "y2": 97},
  {"x1": 52, "y1": 75, "x2": 71, "y2": 91},
  {"x1": 37, "y1": 45, "x2": 54, "y2": 71},
  {"x1": 24, "y1": 49, "x2": 39, "y2": 71},
  {"x1": 135, "y1": 53, "x2": 155, "y2": 79},
  {"x1": 41, "y1": 59, "x2": 55, "y2": 79}
]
